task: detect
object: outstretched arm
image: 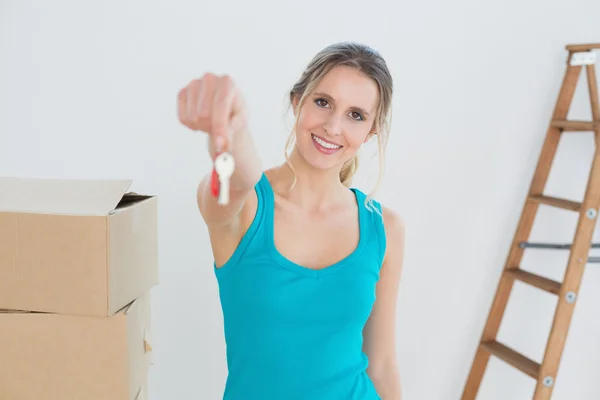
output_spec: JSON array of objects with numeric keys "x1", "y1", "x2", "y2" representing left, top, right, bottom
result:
[
  {"x1": 363, "y1": 206, "x2": 405, "y2": 399},
  {"x1": 178, "y1": 73, "x2": 262, "y2": 229},
  {"x1": 178, "y1": 73, "x2": 263, "y2": 267}
]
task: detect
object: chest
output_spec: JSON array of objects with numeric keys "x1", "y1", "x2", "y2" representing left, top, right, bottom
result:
[{"x1": 273, "y1": 203, "x2": 360, "y2": 270}]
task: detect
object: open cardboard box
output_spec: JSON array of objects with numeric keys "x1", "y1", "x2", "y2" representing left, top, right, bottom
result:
[
  {"x1": 0, "y1": 177, "x2": 158, "y2": 317},
  {"x1": 0, "y1": 291, "x2": 152, "y2": 400}
]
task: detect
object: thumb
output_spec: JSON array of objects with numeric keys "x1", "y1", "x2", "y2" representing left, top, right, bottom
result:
[{"x1": 213, "y1": 135, "x2": 226, "y2": 154}]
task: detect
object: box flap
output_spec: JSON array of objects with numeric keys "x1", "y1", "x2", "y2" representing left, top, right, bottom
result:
[{"x1": 0, "y1": 177, "x2": 133, "y2": 216}]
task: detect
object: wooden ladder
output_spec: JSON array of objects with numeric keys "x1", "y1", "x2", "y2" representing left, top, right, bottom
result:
[{"x1": 461, "y1": 42, "x2": 600, "y2": 400}]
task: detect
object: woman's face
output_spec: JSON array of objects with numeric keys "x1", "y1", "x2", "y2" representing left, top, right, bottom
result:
[{"x1": 293, "y1": 65, "x2": 379, "y2": 171}]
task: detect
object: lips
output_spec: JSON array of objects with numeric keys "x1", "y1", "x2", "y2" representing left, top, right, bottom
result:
[
  {"x1": 311, "y1": 133, "x2": 343, "y2": 155},
  {"x1": 311, "y1": 134, "x2": 343, "y2": 148}
]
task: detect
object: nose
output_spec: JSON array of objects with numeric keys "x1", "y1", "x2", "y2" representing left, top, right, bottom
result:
[{"x1": 323, "y1": 114, "x2": 343, "y2": 136}]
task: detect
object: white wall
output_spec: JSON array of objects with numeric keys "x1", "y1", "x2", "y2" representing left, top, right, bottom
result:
[{"x1": 2, "y1": 1, "x2": 599, "y2": 399}]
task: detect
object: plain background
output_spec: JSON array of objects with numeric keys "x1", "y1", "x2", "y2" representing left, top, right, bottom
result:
[{"x1": 2, "y1": 1, "x2": 600, "y2": 399}]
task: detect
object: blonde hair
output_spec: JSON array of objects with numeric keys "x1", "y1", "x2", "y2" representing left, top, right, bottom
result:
[{"x1": 284, "y1": 42, "x2": 394, "y2": 204}]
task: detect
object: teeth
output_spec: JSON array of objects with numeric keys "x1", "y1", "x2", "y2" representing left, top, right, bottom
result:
[{"x1": 312, "y1": 135, "x2": 341, "y2": 150}]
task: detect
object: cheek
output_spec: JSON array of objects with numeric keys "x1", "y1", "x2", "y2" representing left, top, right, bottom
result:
[
  {"x1": 298, "y1": 107, "x2": 324, "y2": 130},
  {"x1": 343, "y1": 125, "x2": 370, "y2": 149}
]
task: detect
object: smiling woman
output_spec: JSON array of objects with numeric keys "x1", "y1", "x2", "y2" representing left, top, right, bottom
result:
[
  {"x1": 177, "y1": 41, "x2": 404, "y2": 400},
  {"x1": 286, "y1": 46, "x2": 393, "y2": 194}
]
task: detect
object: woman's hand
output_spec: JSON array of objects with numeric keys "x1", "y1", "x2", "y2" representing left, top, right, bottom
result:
[{"x1": 178, "y1": 73, "x2": 248, "y2": 156}]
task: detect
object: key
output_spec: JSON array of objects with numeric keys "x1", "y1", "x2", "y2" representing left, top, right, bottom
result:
[{"x1": 214, "y1": 152, "x2": 235, "y2": 205}]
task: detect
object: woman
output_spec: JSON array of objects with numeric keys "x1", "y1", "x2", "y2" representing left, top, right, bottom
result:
[{"x1": 178, "y1": 42, "x2": 405, "y2": 400}]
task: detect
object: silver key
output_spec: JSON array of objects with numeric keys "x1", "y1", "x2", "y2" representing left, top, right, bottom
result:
[{"x1": 214, "y1": 152, "x2": 235, "y2": 205}]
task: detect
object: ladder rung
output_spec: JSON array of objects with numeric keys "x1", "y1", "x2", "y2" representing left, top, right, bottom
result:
[
  {"x1": 529, "y1": 195, "x2": 582, "y2": 211},
  {"x1": 519, "y1": 241, "x2": 600, "y2": 249},
  {"x1": 551, "y1": 120, "x2": 598, "y2": 131},
  {"x1": 566, "y1": 43, "x2": 600, "y2": 52},
  {"x1": 481, "y1": 341, "x2": 540, "y2": 379},
  {"x1": 506, "y1": 269, "x2": 562, "y2": 295},
  {"x1": 518, "y1": 243, "x2": 600, "y2": 263}
]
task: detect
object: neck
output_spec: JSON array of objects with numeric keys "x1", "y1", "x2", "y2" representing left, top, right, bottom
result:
[{"x1": 272, "y1": 146, "x2": 350, "y2": 209}]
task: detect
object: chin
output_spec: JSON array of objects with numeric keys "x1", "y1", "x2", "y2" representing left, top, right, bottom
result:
[
  {"x1": 297, "y1": 143, "x2": 346, "y2": 172},
  {"x1": 307, "y1": 157, "x2": 339, "y2": 171}
]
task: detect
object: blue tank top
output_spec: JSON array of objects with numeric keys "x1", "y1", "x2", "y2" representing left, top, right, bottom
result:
[{"x1": 214, "y1": 173, "x2": 387, "y2": 400}]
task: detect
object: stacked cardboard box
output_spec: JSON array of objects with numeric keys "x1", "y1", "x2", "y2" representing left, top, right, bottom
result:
[{"x1": 0, "y1": 177, "x2": 158, "y2": 400}]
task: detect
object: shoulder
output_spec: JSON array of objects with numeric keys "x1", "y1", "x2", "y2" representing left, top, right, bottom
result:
[
  {"x1": 364, "y1": 196, "x2": 405, "y2": 240},
  {"x1": 378, "y1": 204, "x2": 405, "y2": 279},
  {"x1": 380, "y1": 205, "x2": 405, "y2": 241}
]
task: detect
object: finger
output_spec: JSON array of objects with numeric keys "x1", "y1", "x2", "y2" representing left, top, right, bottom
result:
[
  {"x1": 186, "y1": 79, "x2": 201, "y2": 119},
  {"x1": 212, "y1": 75, "x2": 237, "y2": 149},
  {"x1": 197, "y1": 73, "x2": 215, "y2": 119},
  {"x1": 177, "y1": 88, "x2": 187, "y2": 123}
]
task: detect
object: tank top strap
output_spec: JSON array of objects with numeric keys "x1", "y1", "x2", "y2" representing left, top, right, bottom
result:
[
  {"x1": 214, "y1": 173, "x2": 272, "y2": 277},
  {"x1": 256, "y1": 172, "x2": 275, "y2": 210},
  {"x1": 351, "y1": 188, "x2": 387, "y2": 269},
  {"x1": 245, "y1": 172, "x2": 273, "y2": 239}
]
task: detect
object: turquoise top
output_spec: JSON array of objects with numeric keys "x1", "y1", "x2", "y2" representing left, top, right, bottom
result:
[{"x1": 214, "y1": 173, "x2": 387, "y2": 400}]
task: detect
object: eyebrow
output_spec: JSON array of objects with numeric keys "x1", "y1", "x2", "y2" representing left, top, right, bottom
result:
[{"x1": 312, "y1": 91, "x2": 371, "y2": 117}]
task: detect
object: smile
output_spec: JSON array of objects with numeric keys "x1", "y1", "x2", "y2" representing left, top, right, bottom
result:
[{"x1": 311, "y1": 134, "x2": 342, "y2": 150}]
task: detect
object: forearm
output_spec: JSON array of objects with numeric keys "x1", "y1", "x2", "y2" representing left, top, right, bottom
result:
[
  {"x1": 198, "y1": 125, "x2": 262, "y2": 225},
  {"x1": 369, "y1": 364, "x2": 402, "y2": 400}
]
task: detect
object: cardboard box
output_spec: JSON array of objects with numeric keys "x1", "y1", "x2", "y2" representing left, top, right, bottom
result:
[
  {"x1": 0, "y1": 291, "x2": 152, "y2": 400},
  {"x1": 0, "y1": 177, "x2": 158, "y2": 316}
]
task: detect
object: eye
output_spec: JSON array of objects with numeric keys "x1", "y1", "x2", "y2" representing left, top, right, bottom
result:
[
  {"x1": 315, "y1": 98, "x2": 364, "y2": 121},
  {"x1": 350, "y1": 111, "x2": 364, "y2": 121},
  {"x1": 315, "y1": 98, "x2": 329, "y2": 108}
]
